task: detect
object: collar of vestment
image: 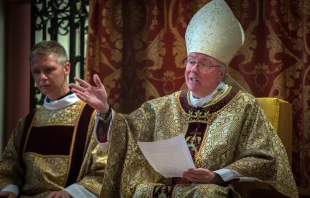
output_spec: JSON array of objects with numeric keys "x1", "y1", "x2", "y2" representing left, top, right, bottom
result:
[
  {"x1": 179, "y1": 86, "x2": 240, "y2": 123},
  {"x1": 44, "y1": 93, "x2": 80, "y2": 110},
  {"x1": 189, "y1": 82, "x2": 228, "y2": 107},
  {"x1": 46, "y1": 90, "x2": 73, "y2": 102}
]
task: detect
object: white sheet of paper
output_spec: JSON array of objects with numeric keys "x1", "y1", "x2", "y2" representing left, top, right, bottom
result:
[{"x1": 137, "y1": 134, "x2": 195, "y2": 177}]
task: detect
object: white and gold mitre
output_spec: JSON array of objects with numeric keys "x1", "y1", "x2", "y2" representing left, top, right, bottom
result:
[{"x1": 185, "y1": 0, "x2": 244, "y2": 65}]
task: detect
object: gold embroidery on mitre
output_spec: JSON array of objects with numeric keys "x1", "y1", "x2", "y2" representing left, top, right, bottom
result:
[{"x1": 185, "y1": 0, "x2": 245, "y2": 65}]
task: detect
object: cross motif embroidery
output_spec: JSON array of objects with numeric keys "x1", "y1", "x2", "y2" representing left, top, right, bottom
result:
[
  {"x1": 186, "y1": 128, "x2": 202, "y2": 156},
  {"x1": 187, "y1": 109, "x2": 210, "y2": 122}
]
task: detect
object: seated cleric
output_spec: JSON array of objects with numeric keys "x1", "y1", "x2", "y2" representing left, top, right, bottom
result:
[
  {"x1": 0, "y1": 40, "x2": 106, "y2": 198},
  {"x1": 70, "y1": 0, "x2": 298, "y2": 197}
]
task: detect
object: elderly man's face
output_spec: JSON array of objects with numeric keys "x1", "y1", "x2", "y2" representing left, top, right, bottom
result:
[{"x1": 185, "y1": 52, "x2": 226, "y2": 98}]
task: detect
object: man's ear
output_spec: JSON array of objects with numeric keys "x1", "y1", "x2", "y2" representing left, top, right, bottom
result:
[
  {"x1": 219, "y1": 68, "x2": 227, "y2": 78},
  {"x1": 63, "y1": 62, "x2": 71, "y2": 76},
  {"x1": 218, "y1": 68, "x2": 227, "y2": 83}
]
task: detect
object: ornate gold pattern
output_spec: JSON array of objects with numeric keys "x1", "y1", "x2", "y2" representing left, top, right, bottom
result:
[
  {"x1": 186, "y1": 128, "x2": 203, "y2": 155},
  {"x1": 187, "y1": 109, "x2": 210, "y2": 121},
  {"x1": 0, "y1": 100, "x2": 105, "y2": 197},
  {"x1": 99, "y1": 88, "x2": 298, "y2": 198},
  {"x1": 34, "y1": 101, "x2": 84, "y2": 126},
  {"x1": 23, "y1": 153, "x2": 69, "y2": 191},
  {"x1": 185, "y1": 0, "x2": 244, "y2": 65}
]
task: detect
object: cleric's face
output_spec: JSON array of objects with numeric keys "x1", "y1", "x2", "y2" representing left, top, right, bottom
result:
[{"x1": 185, "y1": 52, "x2": 226, "y2": 98}]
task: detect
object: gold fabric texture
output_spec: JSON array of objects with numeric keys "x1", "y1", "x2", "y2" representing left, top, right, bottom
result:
[
  {"x1": 100, "y1": 87, "x2": 298, "y2": 198},
  {"x1": 0, "y1": 100, "x2": 106, "y2": 198},
  {"x1": 134, "y1": 183, "x2": 232, "y2": 198},
  {"x1": 185, "y1": 0, "x2": 244, "y2": 65}
]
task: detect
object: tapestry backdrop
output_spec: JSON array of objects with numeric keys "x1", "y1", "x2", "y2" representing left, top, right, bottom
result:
[{"x1": 86, "y1": 0, "x2": 310, "y2": 187}]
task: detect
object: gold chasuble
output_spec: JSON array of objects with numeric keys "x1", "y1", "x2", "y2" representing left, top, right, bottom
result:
[
  {"x1": 0, "y1": 99, "x2": 106, "y2": 197},
  {"x1": 100, "y1": 87, "x2": 298, "y2": 198}
]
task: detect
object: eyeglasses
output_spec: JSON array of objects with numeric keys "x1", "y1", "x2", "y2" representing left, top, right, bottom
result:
[{"x1": 184, "y1": 60, "x2": 222, "y2": 71}]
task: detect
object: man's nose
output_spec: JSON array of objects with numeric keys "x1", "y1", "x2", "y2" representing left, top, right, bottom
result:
[
  {"x1": 39, "y1": 73, "x2": 48, "y2": 80},
  {"x1": 191, "y1": 63, "x2": 199, "y2": 72}
]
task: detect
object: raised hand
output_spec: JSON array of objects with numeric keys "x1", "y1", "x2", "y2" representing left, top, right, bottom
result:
[{"x1": 69, "y1": 74, "x2": 109, "y2": 113}]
